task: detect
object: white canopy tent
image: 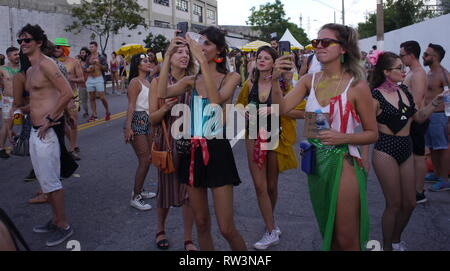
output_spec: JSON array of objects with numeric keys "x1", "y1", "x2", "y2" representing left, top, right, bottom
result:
[{"x1": 280, "y1": 29, "x2": 304, "y2": 50}]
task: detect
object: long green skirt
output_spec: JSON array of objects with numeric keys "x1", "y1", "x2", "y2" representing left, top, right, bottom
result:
[{"x1": 307, "y1": 139, "x2": 369, "y2": 251}]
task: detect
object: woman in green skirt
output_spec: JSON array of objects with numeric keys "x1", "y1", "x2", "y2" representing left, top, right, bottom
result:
[{"x1": 271, "y1": 24, "x2": 378, "y2": 251}]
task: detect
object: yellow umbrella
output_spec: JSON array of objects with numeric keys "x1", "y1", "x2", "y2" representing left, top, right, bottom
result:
[
  {"x1": 305, "y1": 44, "x2": 314, "y2": 50},
  {"x1": 241, "y1": 40, "x2": 271, "y2": 52},
  {"x1": 115, "y1": 44, "x2": 148, "y2": 61}
]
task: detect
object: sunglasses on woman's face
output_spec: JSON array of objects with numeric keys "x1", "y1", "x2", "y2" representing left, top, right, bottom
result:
[
  {"x1": 311, "y1": 38, "x2": 341, "y2": 49},
  {"x1": 388, "y1": 65, "x2": 406, "y2": 72},
  {"x1": 17, "y1": 38, "x2": 34, "y2": 45}
]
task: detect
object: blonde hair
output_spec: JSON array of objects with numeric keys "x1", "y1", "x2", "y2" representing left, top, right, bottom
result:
[{"x1": 320, "y1": 24, "x2": 365, "y2": 85}]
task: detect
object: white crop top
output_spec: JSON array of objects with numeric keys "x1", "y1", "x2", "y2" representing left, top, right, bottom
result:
[{"x1": 135, "y1": 81, "x2": 149, "y2": 113}]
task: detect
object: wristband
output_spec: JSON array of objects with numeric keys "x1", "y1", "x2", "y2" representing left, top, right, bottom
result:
[
  {"x1": 46, "y1": 115, "x2": 55, "y2": 123},
  {"x1": 432, "y1": 100, "x2": 439, "y2": 107}
]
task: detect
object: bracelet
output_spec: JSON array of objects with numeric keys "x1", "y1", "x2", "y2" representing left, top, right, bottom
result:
[
  {"x1": 432, "y1": 100, "x2": 440, "y2": 107},
  {"x1": 46, "y1": 115, "x2": 55, "y2": 123}
]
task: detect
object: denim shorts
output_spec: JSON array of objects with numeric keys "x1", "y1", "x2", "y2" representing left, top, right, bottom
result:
[
  {"x1": 86, "y1": 76, "x2": 105, "y2": 92},
  {"x1": 425, "y1": 112, "x2": 449, "y2": 150}
]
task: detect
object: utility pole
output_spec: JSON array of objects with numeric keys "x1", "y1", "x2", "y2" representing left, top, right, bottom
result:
[
  {"x1": 342, "y1": 0, "x2": 345, "y2": 25},
  {"x1": 8, "y1": 0, "x2": 14, "y2": 47},
  {"x1": 376, "y1": 0, "x2": 384, "y2": 50}
]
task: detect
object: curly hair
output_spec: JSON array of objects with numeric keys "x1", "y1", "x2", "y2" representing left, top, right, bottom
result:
[{"x1": 18, "y1": 24, "x2": 49, "y2": 51}]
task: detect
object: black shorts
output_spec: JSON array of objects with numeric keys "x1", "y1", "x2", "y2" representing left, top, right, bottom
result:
[
  {"x1": 410, "y1": 120, "x2": 429, "y2": 156},
  {"x1": 119, "y1": 67, "x2": 127, "y2": 77}
]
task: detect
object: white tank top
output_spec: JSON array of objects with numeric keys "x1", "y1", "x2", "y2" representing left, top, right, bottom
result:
[
  {"x1": 305, "y1": 72, "x2": 354, "y2": 113},
  {"x1": 306, "y1": 72, "x2": 362, "y2": 159},
  {"x1": 135, "y1": 81, "x2": 149, "y2": 113}
]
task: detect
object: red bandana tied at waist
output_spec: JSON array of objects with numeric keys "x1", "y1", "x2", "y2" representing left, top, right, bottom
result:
[
  {"x1": 253, "y1": 129, "x2": 268, "y2": 169},
  {"x1": 189, "y1": 137, "x2": 210, "y2": 186}
]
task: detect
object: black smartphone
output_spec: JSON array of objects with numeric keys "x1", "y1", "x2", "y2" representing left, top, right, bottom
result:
[
  {"x1": 279, "y1": 41, "x2": 291, "y2": 56},
  {"x1": 176, "y1": 22, "x2": 188, "y2": 38}
]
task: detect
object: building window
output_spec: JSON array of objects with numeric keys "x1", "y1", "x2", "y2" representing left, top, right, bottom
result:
[
  {"x1": 207, "y1": 9, "x2": 215, "y2": 21},
  {"x1": 155, "y1": 20, "x2": 171, "y2": 28},
  {"x1": 193, "y1": 4, "x2": 203, "y2": 23},
  {"x1": 154, "y1": 0, "x2": 170, "y2": 7},
  {"x1": 176, "y1": 0, "x2": 188, "y2": 12}
]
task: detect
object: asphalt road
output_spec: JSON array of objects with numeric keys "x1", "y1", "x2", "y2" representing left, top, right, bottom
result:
[{"x1": 1, "y1": 92, "x2": 449, "y2": 251}]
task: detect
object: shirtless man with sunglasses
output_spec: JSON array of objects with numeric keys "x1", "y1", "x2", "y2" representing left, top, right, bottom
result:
[{"x1": 18, "y1": 24, "x2": 75, "y2": 247}]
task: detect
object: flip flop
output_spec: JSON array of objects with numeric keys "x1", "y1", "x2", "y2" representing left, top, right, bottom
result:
[
  {"x1": 184, "y1": 240, "x2": 198, "y2": 251},
  {"x1": 28, "y1": 193, "x2": 48, "y2": 204},
  {"x1": 155, "y1": 231, "x2": 169, "y2": 250}
]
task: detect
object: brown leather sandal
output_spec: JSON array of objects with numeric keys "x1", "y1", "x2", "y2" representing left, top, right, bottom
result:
[{"x1": 155, "y1": 231, "x2": 169, "y2": 250}]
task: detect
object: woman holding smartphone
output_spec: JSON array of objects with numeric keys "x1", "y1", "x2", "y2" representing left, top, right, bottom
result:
[
  {"x1": 158, "y1": 27, "x2": 247, "y2": 251},
  {"x1": 272, "y1": 24, "x2": 378, "y2": 251},
  {"x1": 236, "y1": 45, "x2": 304, "y2": 250}
]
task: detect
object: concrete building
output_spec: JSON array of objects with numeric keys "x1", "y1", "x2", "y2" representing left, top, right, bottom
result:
[{"x1": 146, "y1": 0, "x2": 218, "y2": 31}]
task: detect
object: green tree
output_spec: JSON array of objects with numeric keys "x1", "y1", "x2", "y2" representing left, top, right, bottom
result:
[
  {"x1": 65, "y1": 0, "x2": 148, "y2": 53},
  {"x1": 358, "y1": 0, "x2": 434, "y2": 39},
  {"x1": 442, "y1": 0, "x2": 450, "y2": 14},
  {"x1": 247, "y1": 0, "x2": 309, "y2": 45},
  {"x1": 143, "y1": 33, "x2": 170, "y2": 54}
]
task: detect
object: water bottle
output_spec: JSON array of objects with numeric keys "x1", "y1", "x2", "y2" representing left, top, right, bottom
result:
[
  {"x1": 315, "y1": 109, "x2": 330, "y2": 130},
  {"x1": 444, "y1": 86, "x2": 450, "y2": 117}
]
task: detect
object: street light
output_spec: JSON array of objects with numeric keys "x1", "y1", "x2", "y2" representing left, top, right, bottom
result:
[
  {"x1": 312, "y1": 0, "x2": 337, "y2": 23},
  {"x1": 312, "y1": 0, "x2": 345, "y2": 25}
]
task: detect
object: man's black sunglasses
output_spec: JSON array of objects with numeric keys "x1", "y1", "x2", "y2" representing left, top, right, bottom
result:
[{"x1": 17, "y1": 38, "x2": 34, "y2": 45}]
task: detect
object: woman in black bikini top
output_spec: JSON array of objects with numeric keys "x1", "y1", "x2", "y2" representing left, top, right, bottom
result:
[{"x1": 370, "y1": 52, "x2": 443, "y2": 251}]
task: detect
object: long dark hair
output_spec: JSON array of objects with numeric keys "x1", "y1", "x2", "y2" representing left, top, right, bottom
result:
[
  {"x1": 199, "y1": 26, "x2": 229, "y2": 74},
  {"x1": 128, "y1": 53, "x2": 147, "y2": 82},
  {"x1": 252, "y1": 46, "x2": 278, "y2": 84},
  {"x1": 369, "y1": 52, "x2": 400, "y2": 89},
  {"x1": 19, "y1": 51, "x2": 31, "y2": 74}
]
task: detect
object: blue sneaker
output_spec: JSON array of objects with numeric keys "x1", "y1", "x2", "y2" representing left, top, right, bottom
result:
[
  {"x1": 425, "y1": 173, "x2": 439, "y2": 183},
  {"x1": 430, "y1": 179, "x2": 450, "y2": 192}
]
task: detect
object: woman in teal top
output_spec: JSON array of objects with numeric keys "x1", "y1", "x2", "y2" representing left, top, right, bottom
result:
[{"x1": 158, "y1": 27, "x2": 247, "y2": 251}]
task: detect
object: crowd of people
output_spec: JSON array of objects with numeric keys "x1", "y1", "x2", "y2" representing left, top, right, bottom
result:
[{"x1": 0, "y1": 21, "x2": 449, "y2": 252}]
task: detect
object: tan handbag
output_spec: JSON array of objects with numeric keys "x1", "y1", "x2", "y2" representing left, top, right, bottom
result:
[{"x1": 151, "y1": 119, "x2": 176, "y2": 174}]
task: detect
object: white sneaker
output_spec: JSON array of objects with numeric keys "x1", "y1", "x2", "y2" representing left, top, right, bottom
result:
[
  {"x1": 275, "y1": 226, "x2": 282, "y2": 236},
  {"x1": 392, "y1": 241, "x2": 407, "y2": 251},
  {"x1": 130, "y1": 194, "x2": 152, "y2": 211},
  {"x1": 253, "y1": 230, "x2": 279, "y2": 250},
  {"x1": 141, "y1": 189, "x2": 157, "y2": 199}
]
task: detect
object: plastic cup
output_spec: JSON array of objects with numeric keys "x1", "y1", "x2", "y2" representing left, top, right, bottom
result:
[{"x1": 13, "y1": 112, "x2": 23, "y2": 125}]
